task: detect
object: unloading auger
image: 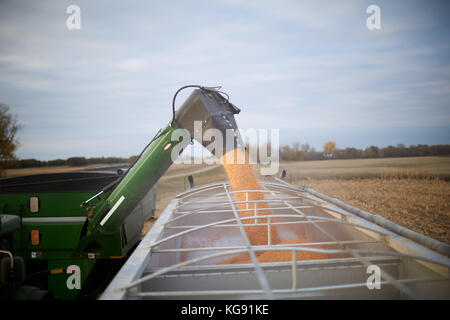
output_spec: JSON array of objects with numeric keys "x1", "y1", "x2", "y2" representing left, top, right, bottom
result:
[{"x1": 74, "y1": 86, "x2": 242, "y2": 256}]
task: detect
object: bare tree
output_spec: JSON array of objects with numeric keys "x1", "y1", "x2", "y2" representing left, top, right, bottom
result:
[
  {"x1": 0, "y1": 104, "x2": 20, "y2": 175},
  {"x1": 291, "y1": 141, "x2": 300, "y2": 152},
  {"x1": 301, "y1": 143, "x2": 310, "y2": 153}
]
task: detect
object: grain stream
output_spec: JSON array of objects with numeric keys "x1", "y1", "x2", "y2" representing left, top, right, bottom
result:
[{"x1": 221, "y1": 148, "x2": 327, "y2": 263}]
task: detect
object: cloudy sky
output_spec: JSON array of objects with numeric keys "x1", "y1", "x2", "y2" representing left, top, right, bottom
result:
[{"x1": 0, "y1": 0, "x2": 449, "y2": 160}]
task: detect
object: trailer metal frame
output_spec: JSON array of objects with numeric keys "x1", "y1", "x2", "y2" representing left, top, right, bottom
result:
[{"x1": 101, "y1": 178, "x2": 450, "y2": 300}]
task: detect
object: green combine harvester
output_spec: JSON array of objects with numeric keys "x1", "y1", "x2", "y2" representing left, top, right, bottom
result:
[{"x1": 0, "y1": 86, "x2": 241, "y2": 299}]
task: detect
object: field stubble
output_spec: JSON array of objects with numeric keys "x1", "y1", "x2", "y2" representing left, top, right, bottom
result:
[
  {"x1": 293, "y1": 177, "x2": 450, "y2": 244},
  {"x1": 281, "y1": 157, "x2": 450, "y2": 243}
]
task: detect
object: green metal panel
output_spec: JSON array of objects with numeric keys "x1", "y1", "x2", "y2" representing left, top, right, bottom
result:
[
  {"x1": 47, "y1": 259, "x2": 95, "y2": 300},
  {"x1": 1, "y1": 191, "x2": 96, "y2": 258},
  {"x1": 1, "y1": 189, "x2": 126, "y2": 298},
  {"x1": 0, "y1": 192, "x2": 94, "y2": 218},
  {"x1": 18, "y1": 222, "x2": 84, "y2": 251}
]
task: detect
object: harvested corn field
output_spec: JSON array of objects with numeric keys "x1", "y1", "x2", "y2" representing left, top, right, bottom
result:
[
  {"x1": 279, "y1": 156, "x2": 450, "y2": 181},
  {"x1": 294, "y1": 177, "x2": 450, "y2": 243}
]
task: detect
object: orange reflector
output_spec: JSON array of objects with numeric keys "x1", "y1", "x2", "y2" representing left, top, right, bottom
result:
[
  {"x1": 50, "y1": 268, "x2": 64, "y2": 275},
  {"x1": 109, "y1": 256, "x2": 123, "y2": 259},
  {"x1": 30, "y1": 229, "x2": 40, "y2": 245}
]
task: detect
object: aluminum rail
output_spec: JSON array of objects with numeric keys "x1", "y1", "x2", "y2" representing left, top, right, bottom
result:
[
  {"x1": 262, "y1": 183, "x2": 420, "y2": 298},
  {"x1": 128, "y1": 276, "x2": 448, "y2": 298},
  {"x1": 295, "y1": 183, "x2": 450, "y2": 257},
  {"x1": 119, "y1": 246, "x2": 449, "y2": 297}
]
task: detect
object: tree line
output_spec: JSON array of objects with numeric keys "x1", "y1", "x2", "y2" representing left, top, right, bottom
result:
[
  {"x1": 3, "y1": 156, "x2": 134, "y2": 169},
  {"x1": 279, "y1": 142, "x2": 450, "y2": 161},
  {"x1": 3, "y1": 143, "x2": 450, "y2": 170}
]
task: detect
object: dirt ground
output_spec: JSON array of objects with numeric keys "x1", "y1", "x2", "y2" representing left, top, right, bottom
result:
[{"x1": 294, "y1": 178, "x2": 450, "y2": 244}]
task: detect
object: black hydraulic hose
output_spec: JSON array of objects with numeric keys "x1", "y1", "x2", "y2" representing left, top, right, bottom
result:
[{"x1": 171, "y1": 85, "x2": 222, "y2": 123}]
